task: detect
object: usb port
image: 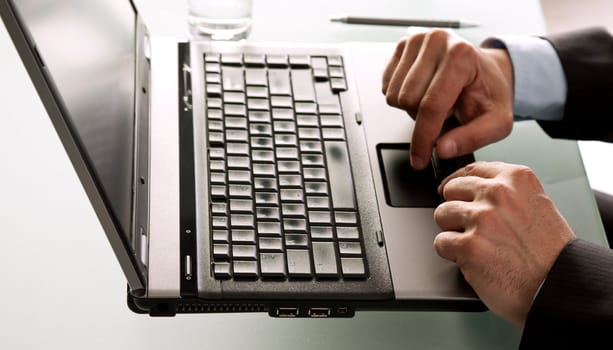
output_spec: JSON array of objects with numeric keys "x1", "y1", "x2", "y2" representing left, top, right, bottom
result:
[
  {"x1": 276, "y1": 307, "x2": 299, "y2": 318},
  {"x1": 308, "y1": 308, "x2": 330, "y2": 318}
]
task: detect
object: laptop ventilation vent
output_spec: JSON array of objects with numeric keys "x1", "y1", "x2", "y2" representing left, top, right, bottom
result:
[{"x1": 176, "y1": 302, "x2": 267, "y2": 313}]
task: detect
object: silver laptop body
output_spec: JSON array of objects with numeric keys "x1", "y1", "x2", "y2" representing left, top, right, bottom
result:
[{"x1": 0, "y1": 0, "x2": 480, "y2": 317}]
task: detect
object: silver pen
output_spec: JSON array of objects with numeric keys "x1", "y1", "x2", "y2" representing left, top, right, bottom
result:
[{"x1": 330, "y1": 15, "x2": 479, "y2": 28}]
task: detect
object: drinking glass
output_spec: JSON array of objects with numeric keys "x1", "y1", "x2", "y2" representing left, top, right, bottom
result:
[{"x1": 187, "y1": 0, "x2": 253, "y2": 40}]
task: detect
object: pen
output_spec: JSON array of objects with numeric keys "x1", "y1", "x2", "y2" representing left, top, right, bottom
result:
[{"x1": 330, "y1": 15, "x2": 479, "y2": 29}]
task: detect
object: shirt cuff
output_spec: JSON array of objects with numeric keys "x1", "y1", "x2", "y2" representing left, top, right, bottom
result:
[{"x1": 481, "y1": 36, "x2": 567, "y2": 121}]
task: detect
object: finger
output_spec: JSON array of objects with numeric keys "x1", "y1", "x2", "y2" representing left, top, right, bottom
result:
[
  {"x1": 396, "y1": 30, "x2": 449, "y2": 115},
  {"x1": 384, "y1": 34, "x2": 426, "y2": 107},
  {"x1": 409, "y1": 41, "x2": 479, "y2": 169},
  {"x1": 433, "y1": 230, "x2": 467, "y2": 263},
  {"x1": 435, "y1": 111, "x2": 513, "y2": 159},
  {"x1": 410, "y1": 111, "x2": 448, "y2": 170},
  {"x1": 437, "y1": 161, "x2": 506, "y2": 192},
  {"x1": 382, "y1": 39, "x2": 407, "y2": 95},
  {"x1": 461, "y1": 161, "x2": 511, "y2": 179},
  {"x1": 434, "y1": 200, "x2": 472, "y2": 231},
  {"x1": 439, "y1": 176, "x2": 483, "y2": 201}
]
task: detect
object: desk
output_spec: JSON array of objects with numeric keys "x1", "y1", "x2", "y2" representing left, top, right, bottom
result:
[{"x1": 0, "y1": 1, "x2": 606, "y2": 349}]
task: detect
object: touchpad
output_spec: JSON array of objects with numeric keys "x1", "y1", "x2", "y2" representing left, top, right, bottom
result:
[{"x1": 377, "y1": 144, "x2": 440, "y2": 208}]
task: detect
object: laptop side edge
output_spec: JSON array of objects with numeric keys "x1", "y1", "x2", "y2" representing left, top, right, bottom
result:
[{"x1": 146, "y1": 34, "x2": 182, "y2": 298}]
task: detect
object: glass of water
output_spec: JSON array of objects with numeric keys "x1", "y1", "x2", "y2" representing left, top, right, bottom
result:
[{"x1": 187, "y1": 0, "x2": 253, "y2": 40}]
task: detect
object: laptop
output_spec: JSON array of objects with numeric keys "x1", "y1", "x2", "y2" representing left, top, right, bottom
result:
[{"x1": 0, "y1": 0, "x2": 482, "y2": 317}]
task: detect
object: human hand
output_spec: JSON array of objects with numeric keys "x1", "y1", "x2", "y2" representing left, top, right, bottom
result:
[
  {"x1": 433, "y1": 161, "x2": 576, "y2": 328},
  {"x1": 382, "y1": 30, "x2": 515, "y2": 169}
]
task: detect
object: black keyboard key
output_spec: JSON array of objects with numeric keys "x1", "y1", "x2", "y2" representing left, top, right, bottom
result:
[
  {"x1": 289, "y1": 55, "x2": 310, "y2": 68},
  {"x1": 336, "y1": 227, "x2": 360, "y2": 240},
  {"x1": 232, "y1": 244, "x2": 257, "y2": 259},
  {"x1": 268, "y1": 69, "x2": 291, "y2": 95},
  {"x1": 232, "y1": 229, "x2": 256, "y2": 244},
  {"x1": 312, "y1": 242, "x2": 338, "y2": 278},
  {"x1": 244, "y1": 54, "x2": 266, "y2": 66},
  {"x1": 339, "y1": 242, "x2": 362, "y2": 256},
  {"x1": 256, "y1": 206, "x2": 280, "y2": 221},
  {"x1": 221, "y1": 53, "x2": 243, "y2": 65},
  {"x1": 285, "y1": 233, "x2": 309, "y2": 247},
  {"x1": 341, "y1": 257, "x2": 366, "y2": 278},
  {"x1": 233, "y1": 261, "x2": 258, "y2": 278},
  {"x1": 259, "y1": 237, "x2": 283, "y2": 252},
  {"x1": 245, "y1": 68, "x2": 268, "y2": 86},
  {"x1": 266, "y1": 54, "x2": 289, "y2": 67},
  {"x1": 291, "y1": 69, "x2": 316, "y2": 102},
  {"x1": 324, "y1": 141, "x2": 356, "y2": 209},
  {"x1": 260, "y1": 253, "x2": 286, "y2": 277},
  {"x1": 287, "y1": 249, "x2": 312, "y2": 277},
  {"x1": 213, "y1": 243, "x2": 230, "y2": 259},
  {"x1": 213, "y1": 262, "x2": 231, "y2": 279},
  {"x1": 222, "y1": 67, "x2": 245, "y2": 91}
]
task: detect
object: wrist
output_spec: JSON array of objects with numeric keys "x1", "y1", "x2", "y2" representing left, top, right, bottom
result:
[
  {"x1": 481, "y1": 36, "x2": 567, "y2": 120},
  {"x1": 483, "y1": 48, "x2": 514, "y2": 94}
]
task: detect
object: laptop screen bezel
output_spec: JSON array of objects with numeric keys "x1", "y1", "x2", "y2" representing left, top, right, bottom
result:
[{"x1": 0, "y1": 0, "x2": 147, "y2": 293}]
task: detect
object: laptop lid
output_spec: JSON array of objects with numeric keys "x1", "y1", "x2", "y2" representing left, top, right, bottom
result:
[{"x1": 0, "y1": 0, "x2": 147, "y2": 293}]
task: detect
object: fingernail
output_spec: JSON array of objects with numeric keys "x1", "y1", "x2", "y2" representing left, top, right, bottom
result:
[{"x1": 439, "y1": 140, "x2": 457, "y2": 158}]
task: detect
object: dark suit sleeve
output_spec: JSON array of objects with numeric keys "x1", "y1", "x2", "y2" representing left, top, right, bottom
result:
[
  {"x1": 519, "y1": 239, "x2": 613, "y2": 348},
  {"x1": 537, "y1": 27, "x2": 613, "y2": 142}
]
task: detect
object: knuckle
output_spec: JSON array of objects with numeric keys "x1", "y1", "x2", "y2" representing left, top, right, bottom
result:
[
  {"x1": 463, "y1": 162, "x2": 479, "y2": 174},
  {"x1": 473, "y1": 204, "x2": 497, "y2": 227},
  {"x1": 381, "y1": 80, "x2": 389, "y2": 95},
  {"x1": 485, "y1": 181, "x2": 513, "y2": 203},
  {"x1": 440, "y1": 182, "x2": 452, "y2": 200},
  {"x1": 407, "y1": 32, "x2": 427, "y2": 46},
  {"x1": 461, "y1": 234, "x2": 477, "y2": 255},
  {"x1": 447, "y1": 42, "x2": 478, "y2": 76},
  {"x1": 433, "y1": 203, "x2": 447, "y2": 223},
  {"x1": 511, "y1": 165, "x2": 540, "y2": 186},
  {"x1": 448, "y1": 40, "x2": 476, "y2": 60},
  {"x1": 394, "y1": 38, "x2": 408, "y2": 57},
  {"x1": 397, "y1": 89, "x2": 418, "y2": 111},
  {"x1": 385, "y1": 92, "x2": 399, "y2": 107},
  {"x1": 418, "y1": 94, "x2": 443, "y2": 117},
  {"x1": 454, "y1": 233, "x2": 476, "y2": 264},
  {"x1": 432, "y1": 233, "x2": 449, "y2": 257},
  {"x1": 432, "y1": 234, "x2": 444, "y2": 251},
  {"x1": 441, "y1": 177, "x2": 462, "y2": 198},
  {"x1": 425, "y1": 29, "x2": 449, "y2": 44}
]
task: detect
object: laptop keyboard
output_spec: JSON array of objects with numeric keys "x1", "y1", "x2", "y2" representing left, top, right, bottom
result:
[{"x1": 204, "y1": 52, "x2": 367, "y2": 280}]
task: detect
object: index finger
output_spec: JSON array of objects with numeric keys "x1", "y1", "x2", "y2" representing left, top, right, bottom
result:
[
  {"x1": 409, "y1": 51, "x2": 477, "y2": 169},
  {"x1": 437, "y1": 161, "x2": 508, "y2": 193}
]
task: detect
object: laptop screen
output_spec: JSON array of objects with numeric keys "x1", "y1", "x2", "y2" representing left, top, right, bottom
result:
[{"x1": 12, "y1": 0, "x2": 137, "y2": 235}]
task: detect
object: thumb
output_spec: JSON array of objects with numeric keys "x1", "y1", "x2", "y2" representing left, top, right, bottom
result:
[{"x1": 435, "y1": 112, "x2": 513, "y2": 159}]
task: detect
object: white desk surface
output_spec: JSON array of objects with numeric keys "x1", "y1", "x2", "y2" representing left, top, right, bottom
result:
[{"x1": 0, "y1": 1, "x2": 606, "y2": 349}]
